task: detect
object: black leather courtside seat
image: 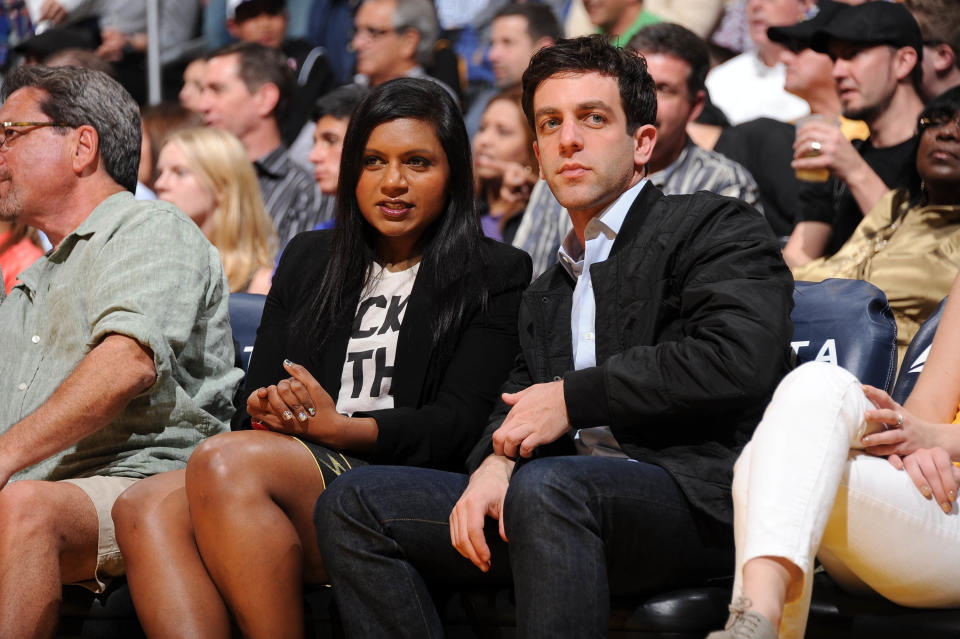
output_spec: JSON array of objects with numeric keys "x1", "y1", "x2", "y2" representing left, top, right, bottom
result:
[
  {"x1": 790, "y1": 279, "x2": 898, "y2": 390},
  {"x1": 891, "y1": 296, "x2": 946, "y2": 404},
  {"x1": 227, "y1": 292, "x2": 267, "y2": 374}
]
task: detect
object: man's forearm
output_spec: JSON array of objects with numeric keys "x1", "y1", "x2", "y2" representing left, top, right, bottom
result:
[
  {"x1": 0, "y1": 334, "x2": 156, "y2": 482},
  {"x1": 840, "y1": 161, "x2": 888, "y2": 219},
  {"x1": 783, "y1": 221, "x2": 832, "y2": 269}
]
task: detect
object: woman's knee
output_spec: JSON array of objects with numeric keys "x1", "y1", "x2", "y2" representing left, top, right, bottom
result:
[
  {"x1": 759, "y1": 361, "x2": 869, "y2": 439},
  {"x1": 186, "y1": 431, "x2": 268, "y2": 493},
  {"x1": 779, "y1": 361, "x2": 860, "y2": 397},
  {"x1": 185, "y1": 431, "x2": 310, "y2": 514},
  {"x1": 112, "y1": 472, "x2": 187, "y2": 549}
]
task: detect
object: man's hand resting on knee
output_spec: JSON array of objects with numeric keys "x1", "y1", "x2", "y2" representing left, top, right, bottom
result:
[{"x1": 492, "y1": 381, "x2": 571, "y2": 458}]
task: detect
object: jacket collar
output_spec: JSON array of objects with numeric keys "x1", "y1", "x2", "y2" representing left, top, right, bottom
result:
[
  {"x1": 609, "y1": 180, "x2": 663, "y2": 259},
  {"x1": 390, "y1": 270, "x2": 435, "y2": 405}
]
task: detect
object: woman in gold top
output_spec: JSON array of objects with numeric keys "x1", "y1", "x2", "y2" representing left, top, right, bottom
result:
[
  {"x1": 794, "y1": 86, "x2": 960, "y2": 366},
  {"x1": 710, "y1": 87, "x2": 960, "y2": 639}
]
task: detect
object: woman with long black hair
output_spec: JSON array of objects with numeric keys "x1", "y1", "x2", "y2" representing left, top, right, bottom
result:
[{"x1": 113, "y1": 77, "x2": 531, "y2": 639}]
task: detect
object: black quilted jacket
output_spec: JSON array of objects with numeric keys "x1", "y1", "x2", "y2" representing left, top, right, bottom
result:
[{"x1": 466, "y1": 182, "x2": 795, "y2": 537}]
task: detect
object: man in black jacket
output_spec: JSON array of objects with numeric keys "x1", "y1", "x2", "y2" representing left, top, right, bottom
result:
[{"x1": 315, "y1": 35, "x2": 795, "y2": 638}]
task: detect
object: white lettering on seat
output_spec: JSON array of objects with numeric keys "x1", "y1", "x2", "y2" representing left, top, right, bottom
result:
[
  {"x1": 908, "y1": 345, "x2": 932, "y2": 375},
  {"x1": 790, "y1": 339, "x2": 838, "y2": 365},
  {"x1": 815, "y1": 339, "x2": 837, "y2": 365}
]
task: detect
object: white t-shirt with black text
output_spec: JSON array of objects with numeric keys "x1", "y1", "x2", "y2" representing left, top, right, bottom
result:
[{"x1": 335, "y1": 262, "x2": 419, "y2": 416}]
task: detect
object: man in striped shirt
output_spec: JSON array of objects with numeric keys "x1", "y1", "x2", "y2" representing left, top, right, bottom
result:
[{"x1": 200, "y1": 41, "x2": 328, "y2": 248}]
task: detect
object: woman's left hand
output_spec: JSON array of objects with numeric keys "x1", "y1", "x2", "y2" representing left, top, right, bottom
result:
[
  {"x1": 860, "y1": 384, "x2": 945, "y2": 459},
  {"x1": 251, "y1": 360, "x2": 346, "y2": 444},
  {"x1": 896, "y1": 448, "x2": 960, "y2": 514}
]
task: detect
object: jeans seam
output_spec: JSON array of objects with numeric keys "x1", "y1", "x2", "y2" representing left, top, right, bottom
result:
[{"x1": 382, "y1": 517, "x2": 449, "y2": 526}]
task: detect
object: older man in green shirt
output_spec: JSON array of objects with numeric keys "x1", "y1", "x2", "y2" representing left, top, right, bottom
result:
[{"x1": 0, "y1": 65, "x2": 241, "y2": 637}]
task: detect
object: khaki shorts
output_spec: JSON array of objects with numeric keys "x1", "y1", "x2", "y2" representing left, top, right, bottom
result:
[{"x1": 60, "y1": 475, "x2": 139, "y2": 593}]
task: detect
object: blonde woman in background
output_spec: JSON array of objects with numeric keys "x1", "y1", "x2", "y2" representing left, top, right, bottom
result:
[
  {"x1": 155, "y1": 127, "x2": 277, "y2": 294},
  {"x1": 139, "y1": 102, "x2": 203, "y2": 194}
]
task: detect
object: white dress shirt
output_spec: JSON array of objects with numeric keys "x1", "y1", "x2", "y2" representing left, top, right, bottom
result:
[{"x1": 558, "y1": 179, "x2": 646, "y2": 371}]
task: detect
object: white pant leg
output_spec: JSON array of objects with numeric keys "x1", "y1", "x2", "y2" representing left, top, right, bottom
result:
[
  {"x1": 819, "y1": 453, "x2": 960, "y2": 608},
  {"x1": 731, "y1": 361, "x2": 876, "y2": 638},
  {"x1": 733, "y1": 361, "x2": 960, "y2": 638}
]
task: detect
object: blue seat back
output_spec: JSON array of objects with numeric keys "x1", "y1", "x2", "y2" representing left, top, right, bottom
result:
[
  {"x1": 791, "y1": 279, "x2": 898, "y2": 391},
  {"x1": 228, "y1": 292, "x2": 266, "y2": 373},
  {"x1": 891, "y1": 296, "x2": 947, "y2": 404}
]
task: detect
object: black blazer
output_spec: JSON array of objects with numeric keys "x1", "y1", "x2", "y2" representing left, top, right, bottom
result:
[{"x1": 242, "y1": 230, "x2": 532, "y2": 472}]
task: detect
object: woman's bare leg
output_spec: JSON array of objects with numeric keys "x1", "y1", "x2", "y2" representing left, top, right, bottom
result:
[
  {"x1": 185, "y1": 430, "x2": 328, "y2": 639},
  {"x1": 113, "y1": 470, "x2": 231, "y2": 639}
]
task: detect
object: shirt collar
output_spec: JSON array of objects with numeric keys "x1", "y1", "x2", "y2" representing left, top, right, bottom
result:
[
  {"x1": 15, "y1": 191, "x2": 133, "y2": 292},
  {"x1": 648, "y1": 138, "x2": 693, "y2": 188},
  {"x1": 255, "y1": 146, "x2": 289, "y2": 178},
  {"x1": 52, "y1": 191, "x2": 134, "y2": 259},
  {"x1": 557, "y1": 178, "x2": 646, "y2": 279},
  {"x1": 750, "y1": 51, "x2": 783, "y2": 78}
]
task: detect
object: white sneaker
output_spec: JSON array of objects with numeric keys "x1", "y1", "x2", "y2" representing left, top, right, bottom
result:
[{"x1": 705, "y1": 597, "x2": 777, "y2": 639}]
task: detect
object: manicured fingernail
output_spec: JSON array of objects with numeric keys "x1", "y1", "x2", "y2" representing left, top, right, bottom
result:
[
  {"x1": 282, "y1": 410, "x2": 293, "y2": 421},
  {"x1": 297, "y1": 411, "x2": 308, "y2": 422},
  {"x1": 307, "y1": 407, "x2": 316, "y2": 416},
  {"x1": 950, "y1": 490, "x2": 957, "y2": 501},
  {"x1": 283, "y1": 359, "x2": 293, "y2": 367},
  {"x1": 921, "y1": 485, "x2": 932, "y2": 498},
  {"x1": 943, "y1": 502, "x2": 953, "y2": 514},
  {"x1": 862, "y1": 435, "x2": 871, "y2": 444}
]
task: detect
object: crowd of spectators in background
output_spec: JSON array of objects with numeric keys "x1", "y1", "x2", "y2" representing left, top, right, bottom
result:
[{"x1": 3, "y1": 0, "x2": 958, "y2": 283}]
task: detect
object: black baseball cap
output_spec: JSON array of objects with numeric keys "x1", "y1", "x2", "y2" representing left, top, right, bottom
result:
[
  {"x1": 808, "y1": 1, "x2": 923, "y2": 58},
  {"x1": 13, "y1": 27, "x2": 98, "y2": 59},
  {"x1": 767, "y1": 0, "x2": 846, "y2": 48}
]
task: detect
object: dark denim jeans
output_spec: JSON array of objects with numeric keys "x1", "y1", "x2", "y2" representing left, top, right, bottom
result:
[{"x1": 316, "y1": 457, "x2": 733, "y2": 638}]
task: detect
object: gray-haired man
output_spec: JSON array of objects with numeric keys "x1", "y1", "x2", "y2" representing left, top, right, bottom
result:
[
  {"x1": 0, "y1": 65, "x2": 240, "y2": 637},
  {"x1": 350, "y1": 0, "x2": 457, "y2": 100}
]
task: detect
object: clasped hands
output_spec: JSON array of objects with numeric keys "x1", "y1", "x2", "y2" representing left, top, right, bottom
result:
[
  {"x1": 861, "y1": 384, "x2": 959, "y2": 514},
  {"x1": 246, "y1": 360, "x2": 345, "y2": 444},
  {"x1": 449, "y1": 380, "x2": 571, "y2": 571}
]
